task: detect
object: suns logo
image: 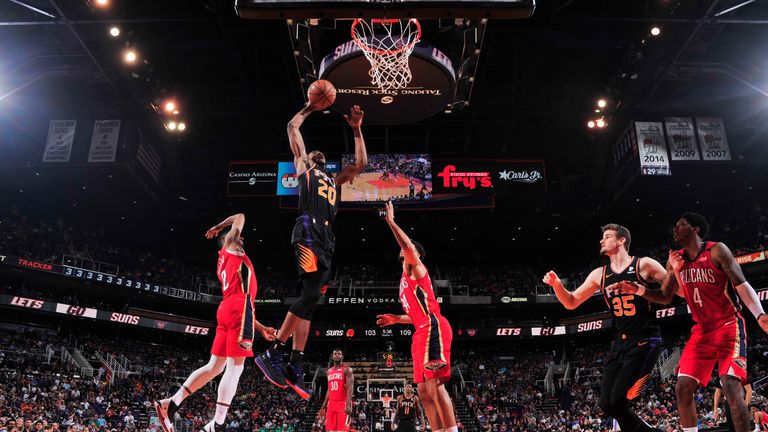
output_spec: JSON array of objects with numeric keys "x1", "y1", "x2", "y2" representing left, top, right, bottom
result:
[{"x1": 282, "y1": 173, "x2": 298, "y2": 189}]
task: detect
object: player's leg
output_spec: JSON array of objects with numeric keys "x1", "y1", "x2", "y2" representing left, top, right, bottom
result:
[
  {"x1": 717, "y1": 316, "x2": 749, "y2": 432},
  {"x1": 606, "y1": 338, "x2": 663, "y2": 432},
  {"x1": 424, "y1": 379, "x2": 457, "y2": 431},
  {"x1": 676, "y1": 329, "x2": 716, "y2": 431},
  {"x1": 155, "y1": 355, "x2": 227, "y2": 432},
  {"x1": 416, "y1": 383, "x2": 444, "y2": 432},
  {"x1": 598, "y1": 352, "x2": 622, "y2": 421},
  {"x1": 203, "y1": 356, "x2": 246, "y2": 432}
]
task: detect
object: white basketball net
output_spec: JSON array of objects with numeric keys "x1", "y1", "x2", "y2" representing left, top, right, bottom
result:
[{"x1": 351, "y1": 19, "x2": 421, "y2": 92}]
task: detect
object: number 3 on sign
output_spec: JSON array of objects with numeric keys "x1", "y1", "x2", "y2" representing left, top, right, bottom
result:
[
  {"x1": 693, "y1": 287, "x2": 703, "y2": 307},
  {"x1": 318, "y1": 179, "x2": 337, "y2": 205}
]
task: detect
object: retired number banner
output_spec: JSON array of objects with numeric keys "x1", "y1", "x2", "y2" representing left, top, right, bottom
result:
[
  {"x1": 664, "y1": 117, "x2": 700, "y2": 161},
  {"x1": 634, "y1": 121, "x2": 670, "y2": 176}
]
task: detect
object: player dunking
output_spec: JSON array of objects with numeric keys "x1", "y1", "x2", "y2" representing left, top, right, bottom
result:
[
  {"x1": 317, "y1": 349, "x2": 354, "y2": 432},
  {"x1": 617, "y1": 213, "x2": 768, "y2": 432},
  {"x1": 376, "y1": 201, "x2": 458, "y2": 432},
  {"x1": 542, "y1": 224, "x2": 668, "y2": 432},
  {"x1": 392, "y1": 383, "x2": 425, "y2": 432},
  {"x1": 154, "y1": 213, "x2": 277, "y2": 432},
  {"x1": 256, "y1": 104, "x2": 367, "y2": 400}
]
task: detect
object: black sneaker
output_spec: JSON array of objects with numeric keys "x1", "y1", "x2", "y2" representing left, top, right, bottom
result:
[
  {"x1": 254, "y1": 349, "x2": 288, "y2": 388},
  {"x1": 201, "y1": 421, "x2": 226, "y2": 432},
  {"x1": 153, "y1": 399, "x2": 179, "y2": 432},
  {"x1": 283, "y1": 362, "x2": 313, "y2": 400}
]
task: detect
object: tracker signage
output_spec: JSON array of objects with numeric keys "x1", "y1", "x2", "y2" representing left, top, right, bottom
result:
[{"x1": 227, "y1": 161, "x2": 278, "y2": 197}]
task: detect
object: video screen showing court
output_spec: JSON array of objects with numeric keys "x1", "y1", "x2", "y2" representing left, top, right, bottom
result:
[{"x1": 341, "y1": 154, "x2": 432, "y2": 202}]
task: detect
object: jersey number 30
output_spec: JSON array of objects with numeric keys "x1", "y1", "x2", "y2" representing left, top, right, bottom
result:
[
  {"x1": 318, "y1": 179, "x2": 337, "y2": 205},
  {"x1": 330, "y1": 381, "x2": 339, "y2": 391}
]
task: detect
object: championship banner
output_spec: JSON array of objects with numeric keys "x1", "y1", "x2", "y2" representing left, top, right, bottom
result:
[
  {"x1": 695, "y1": 118, "x2": 731, "y2": 161},
  {"x1": 227, "y1": 161, "x2": 278, "y2": 197},
  {"x1": 664, "y1": 117, "x2": 700, "y2": 161},
  {"x1": 276, "y1": 162, "x2": 299, "y2": 196},
  {"x1": 634, "y1": 121, "x2": 670, "y2": 176},
  {"x1": 42, "y1": 120, "x2": 76, "y2": 163},
  {"x1": 88, "y1": 120, "x2": 121, "y2": 162}
]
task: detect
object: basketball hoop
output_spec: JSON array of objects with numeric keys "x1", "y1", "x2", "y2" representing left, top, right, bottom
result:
[
  {"x1": 380, "y1": 393, "x2": 393, "y2": 410},
  {"x1": 351, "y1": 18, "x2": 422, "y2": 92}
]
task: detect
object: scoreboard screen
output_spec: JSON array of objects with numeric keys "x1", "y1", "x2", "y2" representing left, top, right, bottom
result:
[{"x1": 236, "y1": 0, "x2": 536, "y2": 19}]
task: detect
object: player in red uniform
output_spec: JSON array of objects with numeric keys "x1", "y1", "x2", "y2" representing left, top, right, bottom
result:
[
  {"x1": 154, "y1": 213, "x2": 277, "y2": 432},
  {"x1": 751, "y1": 405, "x2": 768, "y2": 431},
  {"x1": 317, "y1": 349, "x2": 354, "y2": 432},
  {"x1": 376, "y1": 201, "x2": 458, "y2": 432},
  {"x1": 618, "y1": 212, "x2": 768, "y2": 432}
]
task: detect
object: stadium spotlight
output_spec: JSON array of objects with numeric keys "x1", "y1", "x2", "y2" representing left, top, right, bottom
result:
[
  {"x1": 587, "y1": 120, "x2": 596, "y2": 129},
  {"x1": 166, "y1": 121, "x2": 177, "y2": 131},
  {"x1": 124, "y1": 50, "x2": 137, "y2": 64},
  {"x1": 597, "y1": 99, "x2": 607, "y2": 108},
  {"x1": 164, "y1": 101, "x2": 176, "y2": 113},
  {"x1": 177, "y1": 122, "x2": 186, "y2": 131},
  {"x1": 109, "y1": 26, "x2": 120, "y2": 37},
  {"x1": 650, "y1": 26, "x2": 661, "y2": 36},
  {"x1": 95, "y1": 0, "x2": 108, "y2": 6},
  {"x1": 596, "y1": 118, "x2": 606, "y2": 128}
]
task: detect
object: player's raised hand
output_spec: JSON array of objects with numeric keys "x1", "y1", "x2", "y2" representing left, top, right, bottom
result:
[
  {"x1": 205, "y1": 226, "x2": 221, "y2": 240},
  {"x1": 542, "y1": 271, "x2": 560, "y2": 287},
  {"x1": 384, "y1": 200, "x2": 395, "y2": 223},
  {"x1": 260, "y1": 326, "x2": 278, "y2": 341},
  {"x1": 668, "y1": 250, "x2": 684, "y2": 272},
  {"x1": 758, "y1": 314, "x2": 768, "y2": 333},
  {"x1": 376, "y1": 314, "x2": 399, "y2": 327},
  {"x1": 344, "y1": 105, "x2": 364, "y2": 129}
]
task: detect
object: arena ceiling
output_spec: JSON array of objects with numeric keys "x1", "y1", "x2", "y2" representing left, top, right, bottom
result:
[{"x1": 2, "y1": 0, "x2": 768, "y2": 261}]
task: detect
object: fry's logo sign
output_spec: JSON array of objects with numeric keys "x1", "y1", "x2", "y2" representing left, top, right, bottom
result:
[{"x1": 436, "y1": 165, "x2": 492, "y2": 190}]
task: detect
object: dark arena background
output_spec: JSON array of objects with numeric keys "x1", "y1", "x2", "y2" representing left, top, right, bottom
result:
[{"x1": 2, "y1": 1, "x2": 768, "y2": 431}]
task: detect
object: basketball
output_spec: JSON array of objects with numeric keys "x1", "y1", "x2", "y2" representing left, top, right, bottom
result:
[{"x1": 307, "y1": 79, "x2": 336, "y2": 110}]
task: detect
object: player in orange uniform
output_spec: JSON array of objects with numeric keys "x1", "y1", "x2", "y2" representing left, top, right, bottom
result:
[
  {"x1": 154, "y1": 213, "x2": 277, "y2": 432},
  {"x1": 317, "y1": 349, "x2": 354, "y2": 432},
  {"x1": 618, "y1": 212, "x2": 768, "y2": 432},
  {"x1": 376, "y1": 201, "x2": 457, "y2": 432}
]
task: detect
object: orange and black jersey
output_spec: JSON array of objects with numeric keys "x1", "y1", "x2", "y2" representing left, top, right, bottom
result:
[
  {"x1": 601, "y1": 256, "x2": 659, "y2": 339},
  {"x1": 298, "y1": 165, "x2": 338, "y2": 224}
]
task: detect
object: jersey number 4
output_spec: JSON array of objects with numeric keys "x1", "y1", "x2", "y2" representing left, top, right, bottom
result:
[
  {"x1": 318, "y1": 179, "x2": 337, "y2": 205},
  {"x1": 611, "y1": 295, "x2": 636, "y2": 317},
  {"x1": 692, "y1": 287, "x2": 704, "y2": 307}
]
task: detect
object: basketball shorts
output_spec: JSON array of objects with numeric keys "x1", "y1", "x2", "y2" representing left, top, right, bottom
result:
[
  {"x1": 599, "y1": 335, "x2": 662, "y2": 406},
  {"x1": 211, "y1": 294, "x2": 255, "y2": 358},
  {"x1": 396, "y1": 418, "x2": 417, "y2": 432},
  {"x1": 677, "y1": 314, "x2": 747, "y2": 386},
  {"x1": 411, "y1": 314, "x2": 452, "y2": 384},
  {"x1": 326, "y1": 400, "x2": 350, "y2": 432},
  {"x1": 292, "y1": 214, "x2": 335, "y2": 277}
]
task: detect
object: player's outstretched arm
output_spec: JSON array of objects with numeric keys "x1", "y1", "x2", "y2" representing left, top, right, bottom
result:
[
  {"x1": 336, "y1": 105, "x2": 368, "y2": 185},
  {"x1": 712, "y1": 242, "x2": 768, "y2": 331},
  {"x1": 620, "y1": 251, "x2": 681, "y2": 305},
  {"x1": 205, "y1": 213, "x2": 245, "y2": 248},
  {"x1": 542, "y1": 268, "x2": 601, "y2": 310},
  {"x1": 345, "y1": 365, "x2": 354, "y2": 415},
  {"x1": 376, "y1": 314, "x2": 412, "y2": 327},
  {"x1": 254, "y1": 320, "x2": 277, "y2": 341},
  {"x1": 382, "y1": 201, "x2": 425, "y2": 277},
  {"x1": 288, "y1": 106, "x2": 314, "y2": 176}
]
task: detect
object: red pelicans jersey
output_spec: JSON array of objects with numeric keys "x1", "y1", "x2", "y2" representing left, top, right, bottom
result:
[
  {"x1": 399, "y1": 270, "x2": 442, "y2": 327},
  {"x1": 327, "y1": 364, "x2": 348, "y2": 401},
  {"x1": 678, "y1": 241, "x2": 740, "y2": 330},
  {"x1": 216, "y1": 247, "x2": 257, "y2": 300}
]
